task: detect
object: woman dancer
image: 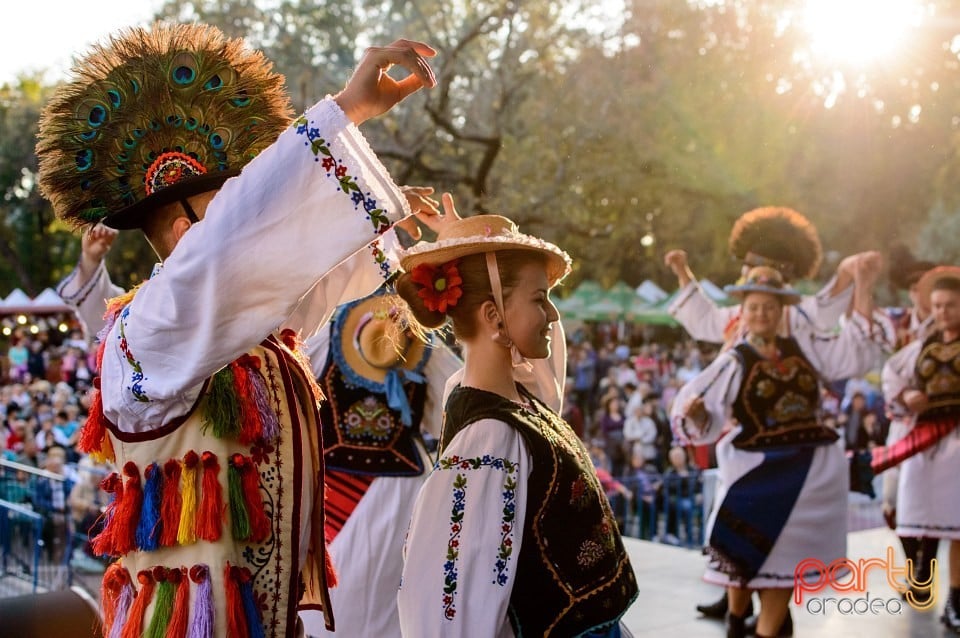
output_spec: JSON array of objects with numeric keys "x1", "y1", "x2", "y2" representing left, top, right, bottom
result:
[
  {"x1": 672, "y1": 262, "x2": 882, "y2": 638},
  {"x1": 395, "y1": 196, "x2": 638, "y2": 637}
]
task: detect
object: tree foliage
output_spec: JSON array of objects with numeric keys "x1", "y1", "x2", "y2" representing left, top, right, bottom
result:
[{"x1": 3, "y1": 0, "x2": 960, "y2": 299}]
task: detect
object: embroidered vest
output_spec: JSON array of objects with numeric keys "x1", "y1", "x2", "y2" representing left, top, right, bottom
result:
[
  {"x1": 317, "y1": 342, "x2": 427, "y2": 477},
  {"x1": 731, "y1": 337, "x2": 838, "y2": 450},
  {"x1": 915, "y1": 333, "x2": 960, "y2": 421},
  {"x1": 80, "y1": 322, "x2": 334, "y2": 638},
  {"x1": 441, "y1": 386, "x2": 637, "y2": 637}
]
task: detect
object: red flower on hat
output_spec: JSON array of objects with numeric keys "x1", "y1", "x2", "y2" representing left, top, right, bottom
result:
[{"x1": 411, "y1": 260, "x2": 463, "y2": 313}]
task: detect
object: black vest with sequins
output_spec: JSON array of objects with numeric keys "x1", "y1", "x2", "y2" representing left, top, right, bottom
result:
[
  {"x1": 731, "y1": 337, "x2": 838, "y2": 450},
  {"x1": 441, "y1": 385, "x2": 637, "y2": 637},
  {"x1": 915, "y1": 333, "x2": 960, "y2": 421}
]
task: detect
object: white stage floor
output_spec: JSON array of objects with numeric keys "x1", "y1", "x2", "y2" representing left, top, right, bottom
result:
[{"x1": 622, "y1": 527, "x2": 952, "y2": 637}]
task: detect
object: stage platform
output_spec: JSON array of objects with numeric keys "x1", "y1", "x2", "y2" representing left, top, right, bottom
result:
[{"x1": 622, "y1": 527, "x2": 952, "y2": 637}]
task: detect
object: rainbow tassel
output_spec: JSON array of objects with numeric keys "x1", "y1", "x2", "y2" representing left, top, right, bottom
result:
[
  {"x1": 242, "y1": 355, "x2": 279, "y2": 442},
  {"x1": 145, "y1": 567, "x2": 174, "y2": 638},
  {"x1": 228, "y1": 455, "x2": 251, "y2": 541},
  {"x1": 188, "y1": 565, "x2": 214, "y2": 638},
  {"x1": 164, "y1": 567, "x2": 189, "y2": 638},
  {"x1": 78, "y1": 387, "x2": 114, "y2": 462},
  {"x1": 196, "y1": 452, "x2": 224, "y2": 542},
  {"x1": 237, "y1": 455, "x2": 270, "y2": 543},
  {"x1": 114, "y1": 462, "x2": 142, "y2": 555},
  {"x1": 237, "y1": 567, "x2": 265, "y2": 638},
  {"x1": 160, "y1": 460, "x2": 182, "y2": 547},
  {"x1": 91, "y1": 472, "x2": 123, "y2": 557},
  {"x1": 136, "y1": 463, "x2": 163, "y2": 551},
  {"x1": 204, "y1": 367, "x2": 241, "y2": 439},
  {"x1": 121, "y1": 570, "x2": 156, "y2": 638},
  {"x1": 177, "y1": 451, "x2": 199, "y2": 545},
  {"x1": 231, "y1": 361, "x2": 262, "y2": 445},
  {"x1": 101, "y1": 563, "x2": 133, "y2": 638},
  {"x1": 225, "y1": 563, "x2": 250, "y2": 638}
]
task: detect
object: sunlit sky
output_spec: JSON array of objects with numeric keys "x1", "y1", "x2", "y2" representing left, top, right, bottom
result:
[
  {"x1": 0, "y1": 0, "x2": 160, "y2": 86},
  {"x1": 0, "y1": 0, "x2": 924, "y2": 87}
]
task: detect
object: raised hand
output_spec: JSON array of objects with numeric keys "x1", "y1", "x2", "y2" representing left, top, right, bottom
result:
[
  {"x1": 80, "y1": 223, "x2": 118, "y2": 275},
  {"x1": 664, "y1": 249, "x2": 692, "y2": 287},
  {"x1": 396, "y1": 186, "x2": 440, "y2": 241},
  {"x1": 334, "y1": 39, "x2": 437, "y2": 126}
]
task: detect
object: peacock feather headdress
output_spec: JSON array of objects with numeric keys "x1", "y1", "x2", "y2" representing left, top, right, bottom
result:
[
  {"x1": 37, "y1": 22, "x2": 293, "y2": 230},
  {"x1": 728, "y1": 206, "x2": 822, "y2": 281}
]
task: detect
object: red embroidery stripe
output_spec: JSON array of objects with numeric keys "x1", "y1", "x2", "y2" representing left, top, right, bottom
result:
[{"x1": 324, "y1": 470, "x2": 375, "y2": 540}]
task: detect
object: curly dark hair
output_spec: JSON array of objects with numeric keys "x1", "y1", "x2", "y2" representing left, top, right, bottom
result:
[{"x1": 728, "y1": 207, "x2": 822, "y2": 280}]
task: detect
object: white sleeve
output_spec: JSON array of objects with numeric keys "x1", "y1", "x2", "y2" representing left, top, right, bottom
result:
[
  {"x1": 793, "y1": 313, "x2": 886, "y2": 382},
  {"x1": 669, "y1": 351, "x2": 741, "y2": 445},
  {"x1": 283, "y1": 230, "x2": 402, "y2": 341},
  {"x1": 399, "y1": 418, "x2": 529, "y2": 638},
  {"x1": 794, "y1": 275, "x2": 853, "y2": 332},
  {"x1": 881, "y1": 340, "x2": 922, "y2": 408},
  {"x1": 421, "y1": 344, "x2": 464, "y2": 439},
  {"x1": 668, "y1": 282, "x2": 738, "y2": 344},
  {"x1": 100, "y1": 98, "x2": 410, "y2": 431},
  {"x1": 56, "y1": 260, "x2": 125, "y2": 346}
]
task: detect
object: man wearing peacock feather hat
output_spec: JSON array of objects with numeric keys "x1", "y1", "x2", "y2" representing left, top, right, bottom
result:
[{"x1": 37, "y1": 22, "x2": 438, "y2": 638}]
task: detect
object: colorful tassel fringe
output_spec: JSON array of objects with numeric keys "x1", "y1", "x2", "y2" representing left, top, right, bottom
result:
[
  {"x1": 114, "y1": 462, "x2": 143, "y2": 555},
  {"x1": 177, "y1": 451, "x2": 199, "y2": 545},
  {"x1": 224, "y1": 563, "x2": 249, "y2": 638},
  {"x1": 145, "y1": 567, "x2": 174, "y2": 638},
  {"x1": 101, "y1": 563, "x2": 133, "y2": 638},
  {"x1": 196, "y1": 452, "x2": 224, "y2": 542},
  {"x1": 165, "y1": 567, "x2": 189, "y2": 638},
  {"x1": 160, "y1": 460, "x2": 182, "y2": 547},
  {"x1": 121, "y1": 570, "x2": 156, "y2": 638},
  {"x1": 238, "y1": 455, "x2": 270, "y2": 543},
  {"x1": 188, "y1": 564, "x2": 214, "y2": 638},
  {"x1": 137, "y1": 463, "x2": 163, "y2": 551},
  {"x1": 237, "y1": 566, "x2": 265, "y2": 638},
  {"x1": 205, "y1": 367, "x2": 241, "y2": 439},
  {"x1": 242, "y1": 355, "x2": 280, "y2": 442},
  {"x1": 91, "y1": 473, "x2": 123, "y2": 557},
  {"x1": 227, "y1": 455, "x2": 251, "y2": 541}
]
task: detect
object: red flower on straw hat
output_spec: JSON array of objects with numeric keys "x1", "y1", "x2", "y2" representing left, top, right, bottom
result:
[{"x1": 411, "y1": 260, "x2": 463, "y2": 312}]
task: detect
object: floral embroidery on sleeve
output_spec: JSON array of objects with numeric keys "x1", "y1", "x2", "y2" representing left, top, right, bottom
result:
[
  {"x1": 294, "y1": 115, "x2": 390, "y2": 233},
  {"x1": 435, "y1": 454, "x2": 519, "y2": 620},
  {"x1": 117, "y1": 306, "x2": 149, "y2": 402}
]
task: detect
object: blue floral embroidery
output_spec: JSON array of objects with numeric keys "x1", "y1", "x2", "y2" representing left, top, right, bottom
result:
[
  {"x1": 435, "y1": 454, "x2": 519, "y2": 618},
  {"x1": 293, "y1": 114, "x2": 391, "y2": 233},
  {"x1": 117, "y1": 307, "x2": 149, "y2": 402}
]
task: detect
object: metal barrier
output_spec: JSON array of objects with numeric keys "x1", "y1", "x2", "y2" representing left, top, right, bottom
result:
[
  {"x1": 0, "y1": 459, "x2": 89, "y2": 597},
  {"x1": 614, "y1": 472, "x2": 705, "y2": 548}
]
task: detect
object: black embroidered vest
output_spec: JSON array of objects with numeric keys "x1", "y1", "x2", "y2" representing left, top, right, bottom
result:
[
  {"x1": 915, "y1": 333, "x2": 960, "y2": 421},
  {"x1": 317, "y1": 349, "x2": 427, "y2": 476},
  {"x1": 731, "y1": 337, "x2": 838, "y2": 450},
  {"x1": 441, "y1": 385, "x2": 637, "y2": 637}
]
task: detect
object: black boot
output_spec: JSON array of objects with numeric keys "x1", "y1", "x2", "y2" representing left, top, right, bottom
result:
[
  {"x1": 745, "y1": 608, "x2": 793, "y2": 637},
  {"x1": 726, "y1": 610, "x2": 749, "y2": 638},
  {"x1": 943, "y1": 592, "x2": 960, "y2": 634},
  {"x1": 697, "y1": 592, "x2": 728, "y2": 619}
]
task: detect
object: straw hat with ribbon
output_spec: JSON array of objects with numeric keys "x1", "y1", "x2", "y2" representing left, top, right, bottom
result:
[
  {"x1": 330, "y1": 290, "x2": 431, "y2": 427},
  {"x1": 398, "y1": 215, "x2": 572, "y2": 288},
  {"x1": 398, "y1": 214, "x2": 571, "y2": 369},
  {"x1": 724, "y1": 266, "x2": 802, "y2": 305}
]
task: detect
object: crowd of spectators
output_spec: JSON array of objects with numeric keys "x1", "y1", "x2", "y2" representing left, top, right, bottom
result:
[
  {"x1": 0, "y1": 326, "x2": 110, "y2": 577},
  {"x1": 562, "y1": 324, "x2": 887, "y2": 545}
]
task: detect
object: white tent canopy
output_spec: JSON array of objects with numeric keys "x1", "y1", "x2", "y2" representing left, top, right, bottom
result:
[{"x1": 635, "y1": 280, "x2": 669, "y2": 304}]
